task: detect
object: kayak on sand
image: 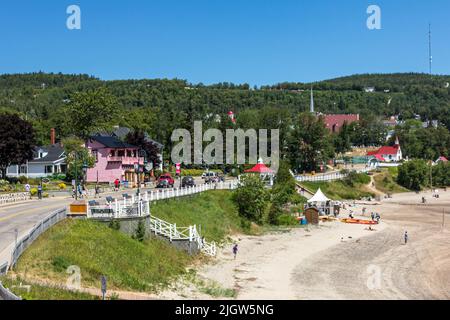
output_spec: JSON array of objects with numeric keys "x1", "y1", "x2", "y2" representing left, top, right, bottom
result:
[{"x1": 340, "y1": 218, "x2": 378, "y2": 225}]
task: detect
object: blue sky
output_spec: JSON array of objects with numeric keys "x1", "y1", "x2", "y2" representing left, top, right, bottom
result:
[{"x1": 0, "y1": 0, "x2": 449, "y2": 85}]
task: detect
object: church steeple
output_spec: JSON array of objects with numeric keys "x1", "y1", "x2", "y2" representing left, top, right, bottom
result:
[{"x1": 310, "y1": 87, "x2": 315, "y2": 113}]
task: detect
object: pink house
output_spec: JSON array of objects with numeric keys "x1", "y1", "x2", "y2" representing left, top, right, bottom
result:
[{"x1": 85, "y1": 135, "x2": 144, "y2": 185}]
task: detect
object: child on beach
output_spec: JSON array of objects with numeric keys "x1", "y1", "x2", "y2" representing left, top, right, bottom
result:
[{"x1": 404, "y1": 231, "x2": 408, "y2": 244}]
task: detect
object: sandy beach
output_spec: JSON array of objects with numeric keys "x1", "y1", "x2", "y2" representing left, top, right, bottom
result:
[{"x1": 195, "y1": 189, "x2": 450, "y2": 300}]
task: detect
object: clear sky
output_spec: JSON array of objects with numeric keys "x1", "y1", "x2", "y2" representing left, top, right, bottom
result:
[{"x1": 0, "y1": 0, "x2": 449, "y2": 85}]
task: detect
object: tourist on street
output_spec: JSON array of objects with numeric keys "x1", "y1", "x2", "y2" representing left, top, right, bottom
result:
[
  {"x1": 114, "y1": 178, "x2": 120, "y2": 192},
  {"x1": 25, "y1": 183, "x2": 31, "y2": 199},
  {"x1": 232, "y1": 244, "x2": 238, "y2": 260},
  {"x1": 376, "y1": 213, "x2": 380, "y2": 223},
  {"x1": 37, "y1": 184, "x2": 42, "y2": 200},
  {"x1": 371, "y1": 212, "x2": 375, "y2": 221},
  {"x1": 77, "y1": 183, "x2": 83, "y2": 199}
]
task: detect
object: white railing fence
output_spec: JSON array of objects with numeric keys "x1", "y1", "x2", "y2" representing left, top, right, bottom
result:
[
  {"x1": 0, "y1": 192, "x2": 30, "y2": 205},
  {"x1": 86, "y1": 182, "x2": 235, "y2": 256},
  {"x1": 295, "y1": 168, "x2": 371, "y2": 182}
]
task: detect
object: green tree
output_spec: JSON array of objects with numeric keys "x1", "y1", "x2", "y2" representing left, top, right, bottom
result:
[
  {"x1": 397, "y1": 160, "x2": 429, "y2": 191},
  {"x1": 62, "y1": 137, "x2": 95, "y2": 181},
  {"x1": 132, "y1": 220, "x2": 146, "y2": 242},
  {"x1": 232, "y1": 175, "x2": 269, "y2": 224},
  {"x1": 125, "y1": 130, "x2": 162, "y2": 169},
  {"x1": 269, "y1": 161, "x2": 297, "y2": 224},
  {"x1": 0, "y1": 113, "x2": 36, "y2": 178},
  {"x1": 288, "y1": 113, "x2": 334, "y2": 172},
  {"x1": 65, "y1": 87, "x2": 120, "y2": 139}
]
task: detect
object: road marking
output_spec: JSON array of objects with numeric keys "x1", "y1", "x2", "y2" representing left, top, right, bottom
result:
[{"x1": 0, "y1": 204, "x2": 66, "y2": 223}]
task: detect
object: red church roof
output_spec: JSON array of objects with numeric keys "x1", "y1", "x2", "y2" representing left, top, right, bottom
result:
[
  {"x1": 368, "y1": 145, "x2": 400, "y2": 156},
  {"x1": 244, "y1": 163, "x2": 274, "y2": 173},
  {"x1": 322, "y1": 114, "x2": 360, "y2": 133}
]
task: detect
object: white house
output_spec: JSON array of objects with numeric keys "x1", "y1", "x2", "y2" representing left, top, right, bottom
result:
[{"x1": 6, "y1": 144, "x2": 67, "y2": 178}]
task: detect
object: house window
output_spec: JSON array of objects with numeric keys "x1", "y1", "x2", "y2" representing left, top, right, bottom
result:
[
  {"x1": 45, "y1": 165, "x2": 53, "y2": 174},
  {"x1": 127, "y1": 150, "x2": 132, "y2": 157},
  {"x1": 109, "y1": 150, "x2": 116, "y2": 157},
  {"x1": 118, "y1": 150, "x2": 125, "y2": 157},
  {"x1": 19, "y1": 165, "x2": 27, "y2": 174}
]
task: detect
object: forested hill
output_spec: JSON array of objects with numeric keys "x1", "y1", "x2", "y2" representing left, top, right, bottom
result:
[
  {"x1": 264, "y1": 73, "x2": 450, "y2": 92},
  {"x1": 1, "y1": 72, "x2": 449, "y2": 146}
]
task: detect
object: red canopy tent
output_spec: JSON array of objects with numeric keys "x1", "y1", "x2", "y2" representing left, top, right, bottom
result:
[{"x1": 244, "y1": 163, "x2": 275, "y2": 174}]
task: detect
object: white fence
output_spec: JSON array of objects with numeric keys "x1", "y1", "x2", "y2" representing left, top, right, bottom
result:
[
  {"x1": 0, "y1": 192, "x2": 30, "y2": 205},
  {"x1": 295, "y1": 168, "x2": 371, "y2": 182},
  {"x1": 86, "y1": 182, "x2": 237, "y2": 256}
]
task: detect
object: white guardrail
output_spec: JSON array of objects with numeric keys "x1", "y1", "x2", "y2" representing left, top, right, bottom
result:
[
  {"x1": 295, "y1": 168, "x2": 371, "y2": 182},
  {"x1": 0, "y1": 208, "x2": 67, "y2": 300},
  {"x1": 87, "y1": 182, "x2": 238, "y2": 256},
  {"x1": 0, "y1": 192, "x2": 30, "y2": 205}
]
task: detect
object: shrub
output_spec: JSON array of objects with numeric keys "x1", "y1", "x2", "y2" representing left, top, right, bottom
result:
[
  {"x1": 108, "y1": 220, "x2": 121, "y2": 231},
  {"x1": 58, "y1": 183, "x2": 67, "y2": 190},
  {"x1": 30, "y1": 188, "x2": 38, "y2": 196},
  {"x1": 397, "y1": 160, "x2": 429, "y2": 191},
  {"x1": 276, "y1": 214, "x2": 298, "y2": 226},
  {"x1": 232, "y1": 175, "x2": 269, "y2": 224},
  {"x1": 132, "y1": 220, "x2": 146, "y2": 242}
]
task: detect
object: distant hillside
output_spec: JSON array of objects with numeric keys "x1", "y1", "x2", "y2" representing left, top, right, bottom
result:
[{"x1": 0, "y1": 72, "x2": 449, "y2": 146}]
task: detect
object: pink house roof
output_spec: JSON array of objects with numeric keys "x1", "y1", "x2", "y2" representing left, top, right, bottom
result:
[
  {"x1": 437, "y1": 156, "x2": 448, "y2": 162},
  {"x1": 244, "y1": 163, "x2": 274, "y2": 173},
  {"x1": 323, "y1": 114, "x2": 360, "y2": 133}
]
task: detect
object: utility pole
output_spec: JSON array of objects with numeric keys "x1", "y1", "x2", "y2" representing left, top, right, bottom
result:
[{"x1": 429, "y1": 23, "x2": 433, "y2": 75}]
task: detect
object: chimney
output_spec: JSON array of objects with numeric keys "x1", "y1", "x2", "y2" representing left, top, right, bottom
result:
[{"x1": 50, "y1": 128, "x2": 56, "y2": 145}]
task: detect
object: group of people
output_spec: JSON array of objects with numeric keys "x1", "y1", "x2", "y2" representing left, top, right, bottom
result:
[{"x1": 371, "y1": 212, "x2": 381, "y2": 223}]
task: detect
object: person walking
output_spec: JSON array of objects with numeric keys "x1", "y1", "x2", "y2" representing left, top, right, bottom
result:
[
  {"x1": 25, "y1": 183, "x2": 31, "y2": 199},
  {"x1": 404, "y1": 231, "x2": 408, "y2": 245},
  {"x1": 371, "y1": 212, "x2": 375, "y2": 221},
  {"x1": 37, "y1": 184, "x2": 43, "y2": 200},
  {"x1": 376, "y1": 213, "x2": 380, "y2": 223},
  {"x1": 114, "y1": 178, "x2": 120, "y2": 192},
  {"x1": 232, "y1": 244, "x2": 238, "y2": 260}
]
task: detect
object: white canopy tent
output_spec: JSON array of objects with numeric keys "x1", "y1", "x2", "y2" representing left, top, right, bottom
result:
[{"x1": 307, "y1": 188, "x2": 330, "y2": 203}]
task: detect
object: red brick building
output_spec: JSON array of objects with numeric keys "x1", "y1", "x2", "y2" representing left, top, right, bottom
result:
[{"x1": 321, "y1": 114, "x2": 360, "y2": 133}]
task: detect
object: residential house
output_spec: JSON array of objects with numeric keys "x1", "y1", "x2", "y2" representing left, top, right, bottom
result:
[
  {"x1": 85, "y1": 135, "x2": 145, "y2": 185},
  {"x1": 110, "y1": 126, "x2": 164, "y2": 171},
  {"x1": 6, "y1": 144, "x2": 67, "y2": 178}
]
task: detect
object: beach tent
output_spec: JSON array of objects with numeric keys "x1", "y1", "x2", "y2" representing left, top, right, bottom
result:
[{"x1": 307, "y1": 188, "x2": 330, "y2": 203}]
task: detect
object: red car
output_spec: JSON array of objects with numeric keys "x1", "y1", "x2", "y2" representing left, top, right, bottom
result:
[{"x1": 157, "y1": 174, "x2": 175, "y2": 188}]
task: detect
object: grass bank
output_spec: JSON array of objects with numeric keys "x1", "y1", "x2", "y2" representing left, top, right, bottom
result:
[
  {"x1": 13, "y1": 219, "x2": 194, "y2": 294},
  {"x1": 373, "y1": 168, "x2": 410, "y2": 194},
  {"x1": 151, "y1": 190, "x2": 261, "y2": 242},
  {"x1": 0, "y1": 277, "x2": 99, "y2": 300},
  {"x1": 301, "y1": 180, "x2": 375, "y2": 200}
]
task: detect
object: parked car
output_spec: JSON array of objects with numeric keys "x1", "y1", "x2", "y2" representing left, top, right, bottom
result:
[
  {"x1": 157, "y1": 174, "x2": 175, "y2": 188},
  {"x1": 156, "y1": 179, "x2": 170, "y2": 189},
  {"x1": 202, "y1": 172, "x2": 218, "y2": 180},
  {"x1": 181, "y1": 176, "x2": 195, "y2": 188}
]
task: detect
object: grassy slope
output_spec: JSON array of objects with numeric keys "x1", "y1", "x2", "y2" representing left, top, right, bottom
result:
[
  {"x1": 373, "y1": 168, "x2": 410, "y2": 194},
  {"x1": 0, "y1": 277, "x2": 99, "y2": 300},
  {"x1": 12, "y1": 190, "x2": 250, "y2": 298},
  {"x1": 302, "y1": 180, "x2": 374, "y2": 200},
  {"x1": 151, "y1": 190, "x2": 258, "y2": 242},
  {"x1": 15, "y1": 219, "x2": 193, "y2": 293}
]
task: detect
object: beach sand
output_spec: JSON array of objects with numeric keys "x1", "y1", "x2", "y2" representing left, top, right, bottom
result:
[{"x1": 194, "y1": 189, "x2": 450, "y2": 300}]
